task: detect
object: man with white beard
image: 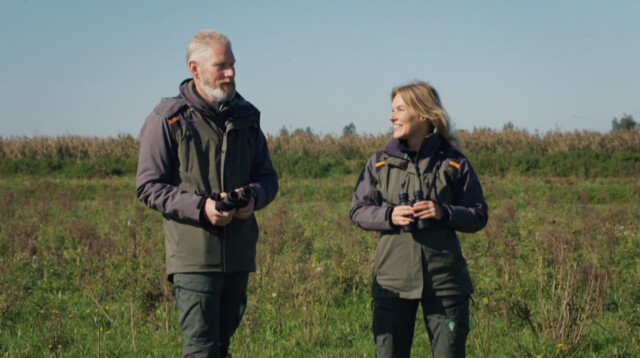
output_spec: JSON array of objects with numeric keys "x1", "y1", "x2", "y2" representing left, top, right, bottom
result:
[{"x1": 136, "y1": 29, "x2": 279, "y2": 358}]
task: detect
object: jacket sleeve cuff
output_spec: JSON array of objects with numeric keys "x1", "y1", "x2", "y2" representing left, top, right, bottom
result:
[
  {"x1": 386, "y1": 207, "x2": 397, "y2": 230},
  {"x1": 251, "y1": 188, "x2": 259, "y2": 207},
  {"x1": 440, "y1": 204, "x2": 452, "y2": 223},
  {"x1": 197, "y1": 196, "x2": 208, "y2": 225}
]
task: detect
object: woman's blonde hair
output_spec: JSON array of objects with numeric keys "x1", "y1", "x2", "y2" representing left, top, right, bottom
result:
[{"x1": 391, "y1": 81, "x2": 460, "y2": 149}]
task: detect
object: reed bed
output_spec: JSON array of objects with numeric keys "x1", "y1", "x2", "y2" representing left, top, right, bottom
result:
[
  {"x1": 1, "y1": 128, "x2": 639, "y2": 178},
  {"x1": 2, "y1": 129, "x2": 639, "y2": 161},
  {"x1": 459, "y1": 128, "x2": 640, "y2": 154},
  {"x1": 0, "y1": 134, "x2": 139, "y2": 161}
]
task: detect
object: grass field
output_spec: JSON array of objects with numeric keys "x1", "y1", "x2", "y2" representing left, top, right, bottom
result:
[{"x1": 1, "y1": 130, "x2": 639, "y2": 357}]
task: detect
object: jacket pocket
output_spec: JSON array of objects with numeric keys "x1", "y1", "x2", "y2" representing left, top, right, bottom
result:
[{"x1": 374, "y1": 234, "x2": 420, "y2": 294}]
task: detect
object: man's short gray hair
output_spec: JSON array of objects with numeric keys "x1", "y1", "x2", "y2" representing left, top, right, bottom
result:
[{"x1": 186, "y1": 30, "x2": 232, "y2": 66}]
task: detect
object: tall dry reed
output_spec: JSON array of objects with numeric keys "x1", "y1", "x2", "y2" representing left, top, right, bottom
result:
[
  {"x1": 0, "y1": 134, "x2": 138, "y2": 160},
  {"x1": 459, "y1": 128, "x2": 640, "y2": 154},
  {"x1": 2, "y1": 129, "x2": 639, "y2": 160}
]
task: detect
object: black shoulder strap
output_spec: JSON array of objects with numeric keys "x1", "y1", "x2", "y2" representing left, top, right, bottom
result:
[{"x1": 424, "y1": 142, "x2": 454, "y2": 198}]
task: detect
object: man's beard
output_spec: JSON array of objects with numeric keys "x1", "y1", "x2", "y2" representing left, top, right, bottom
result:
[{"x1": 201, "y1": 78, "x2": 236, "y2": 104}]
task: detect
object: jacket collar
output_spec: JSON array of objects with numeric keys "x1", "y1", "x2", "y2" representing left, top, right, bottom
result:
[
  {"x1": 383, "y1": 133, "x2": 442, "y2": 161},
  {"x1": 179, "y1": 78, "x2": 242, "y2": 116}
]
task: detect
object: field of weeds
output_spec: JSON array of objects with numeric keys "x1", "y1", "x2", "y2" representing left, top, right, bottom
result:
[{"x1": 0, "y1": 130, "x2": 639, "y2": 356}]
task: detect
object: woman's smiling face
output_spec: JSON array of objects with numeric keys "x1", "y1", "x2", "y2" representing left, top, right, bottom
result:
[{"x1": 390, "y1": 94, "x2": 429, "y2": 148}]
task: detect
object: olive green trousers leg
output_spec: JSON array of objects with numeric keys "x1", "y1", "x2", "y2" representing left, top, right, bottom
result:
[
  {"x1": 173, "y1": 272, "x2": 249, "y2": 358},
  {"x1": 372, "y1": 295, "x2": 469, "y2": 358},
  {"x1": 372, "y1": 297, "x2": 419, "y2": 358},
  {"x1": 422, "y1": 295, "x2": 470, "y2": 358}
]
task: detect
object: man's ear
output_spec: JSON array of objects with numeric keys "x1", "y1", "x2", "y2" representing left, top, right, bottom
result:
[{"x1": 188, "y1": 61, "x2": 200, "y2": 80}]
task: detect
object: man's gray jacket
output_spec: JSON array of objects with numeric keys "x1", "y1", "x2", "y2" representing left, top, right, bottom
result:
[{"x1": 136, "y1": 79, "x2": 278, "y2": 278}]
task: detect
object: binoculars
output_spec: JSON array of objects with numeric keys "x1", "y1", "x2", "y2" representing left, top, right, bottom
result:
[
  {"x1": 214, "y1": 187, "x2": 254, "y2": 212},
  {"x1": 398, "y1": 190, "x2": 430, "y2": 232}
]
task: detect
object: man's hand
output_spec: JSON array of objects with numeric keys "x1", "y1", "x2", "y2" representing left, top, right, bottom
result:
[
  {"x1": 234, "y1": 188, "x2": 255, "y2": 219},
  {"x1": 203, "y1": 193, "x2": 236, "y2": 226}
]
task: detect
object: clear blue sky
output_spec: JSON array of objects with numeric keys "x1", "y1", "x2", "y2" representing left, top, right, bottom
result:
[{"x1": 1, "y1": 0, "x2": 639, "y2": 138}]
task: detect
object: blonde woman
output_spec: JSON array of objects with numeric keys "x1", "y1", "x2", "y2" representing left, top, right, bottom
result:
[{"x1": 350, "y1": 81, "x2": 488, "y2": 357}]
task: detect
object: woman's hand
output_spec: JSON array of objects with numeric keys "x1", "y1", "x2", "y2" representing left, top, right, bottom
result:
[
  {"x1": 391, "y1": 205, "x2": 414, "y2": 227},
  {"x1": 412, "y1": 200, "x2": 443, "y2": 220}
]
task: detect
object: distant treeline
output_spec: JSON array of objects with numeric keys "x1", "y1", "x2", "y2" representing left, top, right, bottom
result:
[{"x1": 1, "y1": 129, "x2": 639, "y2": 178}]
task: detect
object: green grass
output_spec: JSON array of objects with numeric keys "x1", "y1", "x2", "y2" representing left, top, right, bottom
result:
[
  {"x1": 0, "y1": 174, "x2": 639, "y2": 357},
  {"x1": 468, "y1": 150, "x2": 640, "y2": 178}
]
